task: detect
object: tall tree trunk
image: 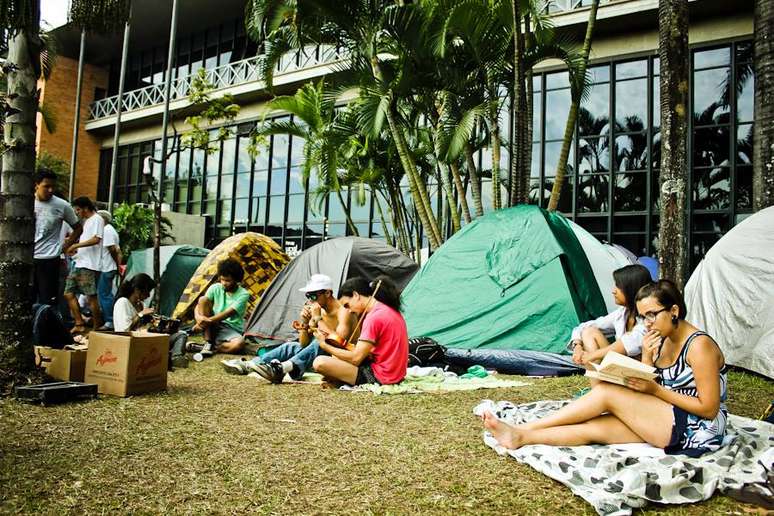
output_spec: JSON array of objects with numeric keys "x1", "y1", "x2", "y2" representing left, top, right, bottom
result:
[
  {"x1": 335, "y1": 188, "x2": 360, "y2": 236},
  {"x1": 486, "y1": 76, "x2": 502, "y2": 211},
  {"x1": 657, "y1": 0, "x2": 689, "y2": 287},
  {"x1": 524, "y1": 13, "x2": 534, "y2": 205},
  {"x1": 384, "y1": 106, "x2": 442, "y2": 249},
  {"x1": 0, "y1": 30, "x2": 40, "y2": 391},
  {"x1": 548, "y1": 0, "x2": 600, "y2": 211},
  {"x1": 753, "y1": 0, "x2": 774, "y2": 210},
  {"x1": 439, "y1": 163, "x2": 461, "y2": 233},
  {"x1": 373, "y1": 194, "x2": 394, "y2": 246},
  {"x1": 464, "y1": 143, "x2": 484, "y2": 216},
  {"x1": 510, "y1": 0, "x2": 529, "y2": 205},
  {"x1": 449, "y1": 161, "x2": 472, "y2": 223}
]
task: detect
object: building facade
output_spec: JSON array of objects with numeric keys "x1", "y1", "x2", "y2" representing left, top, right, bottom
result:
[{"x1": 42, "y1": 0, "x2": 755, "y2": 267}]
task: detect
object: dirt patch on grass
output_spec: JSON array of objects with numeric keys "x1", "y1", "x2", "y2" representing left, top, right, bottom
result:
[{"x1": 1, "y1": 358, "x2": 771, "y2": 514}]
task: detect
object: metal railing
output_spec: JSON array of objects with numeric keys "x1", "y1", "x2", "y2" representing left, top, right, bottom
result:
[
  {"x1": 88, "y1": 44, "x2": 342, "y2": 120},
  {"x1": 546, "y1": 0, "x2": 611, "y2": 14}
]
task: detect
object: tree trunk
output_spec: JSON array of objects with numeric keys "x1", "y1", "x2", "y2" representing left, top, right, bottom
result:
[
  {"x1": 549, "y1": 0, "x2": 600, "y2": 211},
  {"x1": 439, "y1": 163, "x2": 461, "y2": 234},
  {"x1": 657, "y1": 0, "x2": 689, "y2": 287},
  {"x1": 335, "y1": 188, "x2": 360, "y2": 236},
  {"x1": 523, "y1": 13, "x2": 534, "y2": 205},
  {"x1": 373, "y1": 194, "x2": 395, "y2": 247},
  {"x1": 753, "y1": 0, "x2": 774, "y2": 210},
  {"x1": 0, "y1": 30, "x2": 40, "y2": 391},
  {"x1": 487, "y1": 76, "x2": 502, "y2": 211},
  {"x1": 449, "y1": 161, "x2": 472, "y2": 223},
  {"x1": 510, "y1": 0, "x2": 529, "y2": 205},
  {"x1": 464, "y1": 143, "x2": 484, "y2": 216},
  {"x1": 384, "y1": 106, "x2": 442, "y2": 249}
]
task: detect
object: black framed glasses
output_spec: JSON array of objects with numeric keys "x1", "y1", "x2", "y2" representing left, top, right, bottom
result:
[{"x1": 642, "y1": 307, "x2": 669, "y2": 322}]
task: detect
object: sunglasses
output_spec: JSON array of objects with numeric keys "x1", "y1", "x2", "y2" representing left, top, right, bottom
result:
[{"x1": 305, "y1": 291, "x2": 325, "y2": 301}]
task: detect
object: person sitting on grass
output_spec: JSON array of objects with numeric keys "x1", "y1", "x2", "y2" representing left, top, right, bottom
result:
[
  {"x1": 113, "y1": 273, "x2": 189, "y2": 368},
  {"x1": 221, "y1": 273, "x2": 358, "y2": 383},
  {"x1": 570, "y1": 264, "x2": 653, "y2": 378},
  {"x1": 482, "y1": 280, "x2": 728, "y2": 457},
  {"x1": 193, "y1": 258, "x2": 251, "y2": 357},
  {"x1": 313, "y1": 276, "x2": 408, "y2": 386}
]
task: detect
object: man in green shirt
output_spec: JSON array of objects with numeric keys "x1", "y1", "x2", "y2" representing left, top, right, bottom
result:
[{"x1": 193, "y1": 258, "x2": 251, "y2": 358}]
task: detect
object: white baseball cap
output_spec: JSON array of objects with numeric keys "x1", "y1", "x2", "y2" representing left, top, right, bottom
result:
[{"x1": 299, "y1": 273, "x2": 333, "y2": 293}]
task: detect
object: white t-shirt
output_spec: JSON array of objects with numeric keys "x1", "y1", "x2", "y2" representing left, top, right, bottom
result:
[
  {"x1": 34, "y1": 195, "x2": 80, "y2": 259},
  {"x1": 99, "y1": 224, "x2": 120, "y2": 272},
  {"x1": 113, "y1": 297, "x2": 137, "y2": 332},
  {"x1": 74, "y1": 212, "x2": 105, "y2": 271}
]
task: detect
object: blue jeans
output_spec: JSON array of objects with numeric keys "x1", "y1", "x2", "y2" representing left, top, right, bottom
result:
[
  {"x1": 97, "y1": 270, "x2": 117, "y2": 325},
  {"x1": 253, "y1": 340, "x2": 325, "y2": 380}
]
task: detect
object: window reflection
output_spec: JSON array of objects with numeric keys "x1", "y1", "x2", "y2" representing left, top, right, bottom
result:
[
  {"x1": 578, "y1": 137, "x2": 609, "y2": 173},
  {"x1": 614, "y1": 173, "x2": 647, "y2": 211},
  {"x1": 693, "y1": 126, "x2": 730, "y2": 167},
  {"x1": 692, "y1": 168, "x2": 730, "y2": 210},
  {"x1": 577, "y1": 174, "x2": 609, "y2": 212},
  {"x1": 615, "y1": 79, "x2": 647, "y2": 129},
  {"x1": 545, "y1": 89, "x2": 571, "y2": 139},
  {"x1": 694, "y1": 47, "x2": 730, "y2": 69},
  {"x1": 614, "y1": 133, "x2": 648, "y2": 171},
  {"x1": 693, "y1": 69, "x2": 730, "y2": 123},
  {"x1": 737, "y1": 124, "x2": 753, "y2": 165}
]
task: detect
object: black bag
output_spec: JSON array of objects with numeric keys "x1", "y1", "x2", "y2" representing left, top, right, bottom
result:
[
  {"x1": 32, "y1": 303, "x2": 74, "y2": 349},
  {"x1": 407, "y1": 337, "x2": 449, "y2": 367}
]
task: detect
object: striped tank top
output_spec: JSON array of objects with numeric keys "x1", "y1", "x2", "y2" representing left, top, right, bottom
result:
[{"x1": 655, "y1": 331, "x2": 728, "y2": 454}]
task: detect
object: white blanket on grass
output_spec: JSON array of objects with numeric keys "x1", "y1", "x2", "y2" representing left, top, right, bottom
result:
[{"x1": 474, "y1": 399, "x2": 774, "y2": 516}]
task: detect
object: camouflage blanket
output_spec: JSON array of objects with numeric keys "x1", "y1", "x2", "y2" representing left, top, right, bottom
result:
[{"x1": 474, "y1": 399, "x2": 774, "y2": 515}]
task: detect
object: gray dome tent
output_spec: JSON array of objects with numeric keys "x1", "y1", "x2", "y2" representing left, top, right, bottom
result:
[{"x1": 244, "y1": 237, "x2": 418, "y2": 343}]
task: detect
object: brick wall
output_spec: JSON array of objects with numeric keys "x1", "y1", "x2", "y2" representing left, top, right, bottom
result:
[{"x1": 36, "y1": 56, "x2": 108, "y2": 200}]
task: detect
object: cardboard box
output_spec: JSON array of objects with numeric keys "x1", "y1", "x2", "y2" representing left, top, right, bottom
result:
[
  {"x1": 85, "y1": 332, "x2": 169, "y2": 397},
  {"x1": 35, "y1": 346, "x2": 87, "y2": 382}
]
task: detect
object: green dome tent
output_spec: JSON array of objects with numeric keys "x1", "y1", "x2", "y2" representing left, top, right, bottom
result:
[
  {"x1": 123, "y1": 245, "x2": 209, "y2": 316},
  {"x1": 401, "y1": 205, "x2": 607, "y2": 354}
]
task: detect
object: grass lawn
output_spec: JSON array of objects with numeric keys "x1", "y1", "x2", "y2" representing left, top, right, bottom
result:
[{"x1": 1, "y1": 357, "x2": 772, "y2": 515}]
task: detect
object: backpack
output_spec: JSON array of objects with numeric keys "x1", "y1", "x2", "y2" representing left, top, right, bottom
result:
[{"x1": 407, "y1": 337, "x2": 448, "y2": 368}]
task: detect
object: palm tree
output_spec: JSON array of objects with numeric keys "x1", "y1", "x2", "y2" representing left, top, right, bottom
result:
[
  {"x1": 753, "y1": 0, "x2": 774, "y2": 210},
  {"x1": 657, "y1": 0, "x2": 690, "y2": 287},
  {"x1": 0, "y1": 0, "x2": 130, "y2": 391},
  {"x1": 547, "y1": 0, "x2": 599, "y2": 212},
  {"x1": 250, "y1": 80, "x2": 359, "y2": 235}
]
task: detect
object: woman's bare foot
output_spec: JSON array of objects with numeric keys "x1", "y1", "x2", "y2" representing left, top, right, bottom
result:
[{"x1": 482, "y1": 411, "x2": 525, "y2": 449}]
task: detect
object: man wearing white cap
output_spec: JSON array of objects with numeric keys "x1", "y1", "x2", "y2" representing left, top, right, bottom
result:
[{"x1": 221, "y1": 273, "x2": 358, "y2": 382}]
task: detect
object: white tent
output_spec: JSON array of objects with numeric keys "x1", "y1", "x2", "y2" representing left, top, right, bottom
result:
[
  {"x1": 685, "y1": 207, "x2": 774, "y2": 379},
  {"x1": 569, "y1": 221, "x2": 635, "y2": 313}
]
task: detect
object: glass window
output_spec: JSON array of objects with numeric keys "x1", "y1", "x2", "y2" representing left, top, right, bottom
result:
[
  {"x1": 128, "y1": 155, "x2": 140, "y2": 184},
  {"x1": 614, "y1": 133, "x2": 648, "y2": 171},
  {"x1": 694, "y1": 47, "x2": 730, "y2": 70},
  {"x1": 543, "y1": 177, "x2": 573, "y2": 213},
  {"x1": 578, "y1": 137, "x2": 609, "y2": 173},
  {"x1": 532, "y1": 92, "x2": 542, "y2": 138},
  {"x1": 288, "y1": 166, "x2": 306, "y2": 194},
  {"x1": 579, "y1": 82, "x2": 609, "y2": 137},
  {"x1": 235, "y1": 172, "x2": 250, "y2": 198},
  {"x1": 221, "y1": 137, "x2": 236, "y2": 175},
  {"x1": 692, "y1": 167, "x2": 730, "y2": 210},
  {"x1": 614, "y1": 172, "x2": 647, "y2": 211},
  {"x1": 693, "y1": 69, "x2": 730, "y2": 123},
  {"x1": 735, "y1": 166, "x2": 753, "y2": 211},
  {"x1": 268, "y1": 195, "x2": 285, "y2": 223},
  {"x1": 651, "y1": 77, "x2": 660, "y2": 131},
  {"x1": 290, "y1": 134, "x2": 305, "y2": 166},
  {"x1": 615, "y1": 60, "x2": 646, "y2": 80},
  {"x1": 588, "y1": 64, "x2": 610, "y2": 84},
  {"x1": 349, "y1": 190, "x2": 371, "y2": 221},
  {"x1": 546, "y1": 71, "x2": 569, "y2": 89},
  {"x1": 253, "y1": 169, "x2": 268, "y2": 197},
  {"x1": 218, "y1": 198, "x2": 232, "y2": 225},
  {"x1": 737, "y1": 123, "x2": 753, "y2": 165},
  {"x1": 693, "y1": 126, "x2": 730, "y2": 168},
  {"x1": 737, "y1": 69, "x2": 754, "y2": 123},
  {"x1": 615, "y1": 79, "x2": 648, "y2": 129},
  {"x1": 545, "y1": 88, "x2": 571, "y2": 140},
  {"x1": 613, "y1": 233, "x2": 647, "y2": 257},
  {"x1": 544, "y1": 141, "x2": 574, "y2": 176},
  {"x1": 251, "y1": 196, "x2": 265, "y2": 225},
  {"x1": 287, "y1": 194, "x2": 305, "y2": 223},
  {"x1": 576, "y1": 174, "x2": 609, "y2": 213},
  {"x1": 270, "y1": 133, "x2": 289, "y2": 192},
  {"x1": 328, "y1": 194, "x2": 347, "y2": 222},
  {"x1": 574, "y1": 215, "x2": 608, "y2": 235},
  {"x1": 220, "y1": 174, "x2": 234, "y2": 198},
  {"x1": 234, "y1": 198, "x2": 249, "y2": 223},
  {"x1": 236, "y1": 137, "x2": 252, "y2": 174}
]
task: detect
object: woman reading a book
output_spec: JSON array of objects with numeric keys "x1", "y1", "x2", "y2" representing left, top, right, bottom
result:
[
  {"x1": 313, "y1": 276, "x2": 408, "y2": 386},
  {"x1": 570, "y1": 264, "x2": 652, "y2": 368},
  {"x1": 482, "y1": 280, "x2": 728, "y2": 456}
]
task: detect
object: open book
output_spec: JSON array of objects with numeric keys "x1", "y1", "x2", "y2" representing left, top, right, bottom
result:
[{"x1": 585, "y1": 351, "x2": 657, "y2": 386}]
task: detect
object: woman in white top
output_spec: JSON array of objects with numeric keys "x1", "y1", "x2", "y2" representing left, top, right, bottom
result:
[
  {"x1": 114, "y1": 273, "x2": 188, "y2": 368},
  {"x1": 570, "y1": 264, "x2": 653, "y2": 369}
]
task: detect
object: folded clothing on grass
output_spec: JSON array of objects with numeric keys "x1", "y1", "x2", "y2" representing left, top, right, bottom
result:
[
  {"x1": 474, "y1": 399, "x2": 774, "y2": 516},
  {"x1": 345, "y1": 369, "x2": 528, "y2": 395}
]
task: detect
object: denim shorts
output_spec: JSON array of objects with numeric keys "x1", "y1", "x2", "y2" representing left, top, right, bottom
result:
[
  {"x1": 214, "y1": 323, "x2": 243, "y2": 343},
  {"x1": 355, "y1": 360, "x2": 379, "y2": 385}
]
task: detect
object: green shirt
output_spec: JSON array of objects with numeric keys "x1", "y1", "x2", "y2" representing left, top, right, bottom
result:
[{"x1": 205, "y1": 283, "x2": 251, "y2": 332}]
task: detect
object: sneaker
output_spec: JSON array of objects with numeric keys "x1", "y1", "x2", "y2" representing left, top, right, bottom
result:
[
  {"x1": 186, "y1": 342, "x2": 204, "y2": 353},
  {"x1": 192, "y1": 342, "x2": 214, "y2": 362},
  {"x1": 253, "y1": 359, "x2": 285, "y2": 384},
  {"x1": 220, "y1": 358, "x2": 255, "y2": 375}
]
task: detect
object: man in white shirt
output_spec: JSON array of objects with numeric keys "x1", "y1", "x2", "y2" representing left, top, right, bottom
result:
[
  {"x1": 63, "y1": 197, "x2": 105, "y2": 332},
  {"x1": 96, "y1": 210, "x2": 122, "y2": 330},
  {"x1": 33, "y1": 169, "x2": 82, "y2": 305}
]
